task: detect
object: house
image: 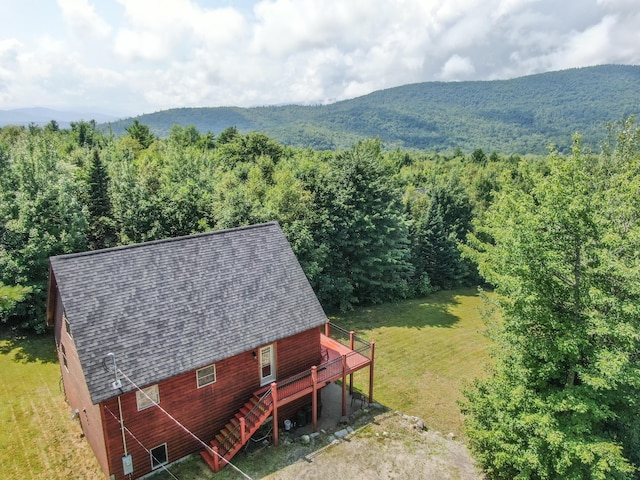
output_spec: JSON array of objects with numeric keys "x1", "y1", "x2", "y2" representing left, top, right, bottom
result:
[{"x1": 47, "y1": 222, "x2": 374, "y2": 479}]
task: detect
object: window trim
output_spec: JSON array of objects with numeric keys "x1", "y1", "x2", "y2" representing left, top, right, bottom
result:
[
  {"x1": 61, "y1": 343, "x2": 68, "y2": 371},
  {"x1": 150, "y1": 443, "x2": 168, "y2": 470},
  {"x1": 64, "y1": 314, "x2": 72, "y2": 338},
  {"x1": 196, "y1": 364, "x2": 217, "y2": 388},
  {"x1": 136, "y1": 384, "x2": 159, "y2": 411}
]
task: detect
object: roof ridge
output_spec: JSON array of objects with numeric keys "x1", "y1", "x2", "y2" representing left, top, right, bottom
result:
[{"x1": 50, "y1": 221, "x2": 280, "y2": 262}]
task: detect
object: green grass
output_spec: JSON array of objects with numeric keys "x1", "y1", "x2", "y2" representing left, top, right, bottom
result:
[
  {"x1": 331, "y1": 287, "x2": 493, "y2": 437},
  {"x1": 1, "y1": 288, "x2": 492, "y2": 479},
  {"x1": 0, "y1": 328, "x2": 102, "y2": 479}
]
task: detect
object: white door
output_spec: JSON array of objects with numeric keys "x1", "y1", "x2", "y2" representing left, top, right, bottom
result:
[{"x1": 259, "y1": 344, "x2": 276, "y2": 386}]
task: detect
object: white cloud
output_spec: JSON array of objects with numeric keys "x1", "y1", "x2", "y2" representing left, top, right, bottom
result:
[
  {"x1": 114, "y1": 29, "x2": 170, "y2": 62},
  {"x1": 2, "y1": 0, "x2": 640, "y2": 115},
  {"x1": 440, "y1": 55, "x2": 476, "y2": 80},
  {"x1": 553, "y1": 15, "x2": 619, "y2": 68},
  {"x1": 57, "y1": 0, "x2": 111, "y2": 39}
]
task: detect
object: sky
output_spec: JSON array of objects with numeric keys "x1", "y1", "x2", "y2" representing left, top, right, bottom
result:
[{"x1": 1, "y1": 0, "x2": 639, "y2": 117}]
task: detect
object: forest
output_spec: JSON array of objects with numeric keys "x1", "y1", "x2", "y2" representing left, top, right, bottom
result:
[{"x1": 1, "y1": 115, "x2": 640, "y2": 478}]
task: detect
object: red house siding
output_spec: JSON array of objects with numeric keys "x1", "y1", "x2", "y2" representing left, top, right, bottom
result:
[
  {"x1": 100, "y1": 327, "x2": 322, "y2": 480},
  {"x1": 53, "y1": 290, "x2": 110, "y2": 477}
]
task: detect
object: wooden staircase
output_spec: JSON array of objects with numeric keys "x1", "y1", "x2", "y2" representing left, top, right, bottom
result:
[{"x1": 200, "y1": 389, "x2": 273, "y2": 472}]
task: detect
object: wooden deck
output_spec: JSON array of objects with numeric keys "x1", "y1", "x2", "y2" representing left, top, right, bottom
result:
[
  {"x1": 321, "y1": 334, "x2": 371, "y2": 372},
  {"x1": 202, "y1": 323, "x2": 375, "y2": 473}
]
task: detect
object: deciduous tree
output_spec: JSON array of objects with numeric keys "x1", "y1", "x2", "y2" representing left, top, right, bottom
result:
[{"x1": 461, "y1": 121, "x2": 640, "y2": 479}]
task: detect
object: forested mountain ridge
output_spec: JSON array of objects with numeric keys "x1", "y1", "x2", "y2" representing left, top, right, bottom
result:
[{"x1": 104, "y1": 64, "x2": 640, "y2": 154}]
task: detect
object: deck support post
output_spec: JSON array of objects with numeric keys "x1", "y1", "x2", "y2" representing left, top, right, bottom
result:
[
  {"x1": 311, "y1": 366, "x2": 318, "y2": 431},
  {"x1": 369, "y1": 341, "x2": 375, "y2": 404},
  {"x1": 271, "y1": 382, "x2": 279, "y2": 446},
  {"x1": 349, "y1": 331, "x2": 355, "y2": 395},
  {"x1": 341, "y1": 354, "x2": 347, "y2": 416},
  {"x1": 240, "y1": 417, "x2": 246, "y2": 445},
  {"x1": 324, "y1": 322, "x2": 329, "y2": 337},
  {"x1": 212, "y1": 445, "x2": 220, "y2": 472}
]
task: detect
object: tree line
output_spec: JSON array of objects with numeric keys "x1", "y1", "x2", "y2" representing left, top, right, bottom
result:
[
  {"x1": 2, "y1": 116, "x2": 639, "y2": 478},
  {"x1": 0, "y1": 120, "x2": 506, "y2": 332}
]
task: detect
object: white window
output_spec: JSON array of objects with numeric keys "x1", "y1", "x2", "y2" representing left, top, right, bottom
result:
[
  {"x1": 196, "y1": 364, "x2": 216, "y2": 388},
  {"x1": 259, "y1": 344, "x2": 276, "y2": 386},
  {"x1": 150, "y1": 443, "x2": 168, "y2": 469},
  {"x1": 136, "y1": 384, "x2": 159, "y2": 411}
]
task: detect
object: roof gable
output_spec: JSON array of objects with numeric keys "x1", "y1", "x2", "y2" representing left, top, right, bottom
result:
[{"x1": 50, "y1": 222, "x2": 327, "y2": 404}]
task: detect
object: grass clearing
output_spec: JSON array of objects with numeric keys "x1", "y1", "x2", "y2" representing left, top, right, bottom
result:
[
  {"x1": 0, "y1": 328, "x2": 102, "y2": 480},
  {"x1": 332, "y1": 287, "x2": 493, "y2": 437},
  {"x1": 1, "y1": 287, "x2": 492, "y2": 479}
]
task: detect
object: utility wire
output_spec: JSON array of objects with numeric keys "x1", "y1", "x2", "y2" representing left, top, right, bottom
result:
[
  {"x1": 104, "y1": 405, "x2": 181, "y2": 480},
  {"x1": 116, "y1": 368, "x2": 254, "y2": 480}
]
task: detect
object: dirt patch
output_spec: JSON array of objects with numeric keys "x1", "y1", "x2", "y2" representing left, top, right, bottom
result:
[{"x1": 264, "y1": 408, "x2": 483, "y2": 480}]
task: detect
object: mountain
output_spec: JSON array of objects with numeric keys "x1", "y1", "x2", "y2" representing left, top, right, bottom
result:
[
  {"x1": 107, "y1": 64, "x2": 639, "y2": 154},
  {"x1": 0, "y1": 107, "x2": 118, "y2": 129}
]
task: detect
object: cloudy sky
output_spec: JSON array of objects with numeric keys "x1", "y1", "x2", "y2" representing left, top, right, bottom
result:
[{"x1": 1, "y1": 0, "x2": 639, "y2": 117}]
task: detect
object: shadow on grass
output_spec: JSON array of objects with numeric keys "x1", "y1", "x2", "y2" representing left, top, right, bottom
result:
[
  {"x1": 0, "y1": 326, "x2": 58, "y2": 364},
  {"x1": 331, "y1": 287, "x2": 480, "y2": 331}
]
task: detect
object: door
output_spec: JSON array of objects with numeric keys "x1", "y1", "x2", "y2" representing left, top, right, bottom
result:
[{"x1": 259, "y1": 344, "x2": 276, "y2": 386}]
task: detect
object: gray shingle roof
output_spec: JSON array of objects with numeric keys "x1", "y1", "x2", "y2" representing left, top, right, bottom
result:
[{"x1": 50, "y1": 222, "x2": 327, "y2": 404}]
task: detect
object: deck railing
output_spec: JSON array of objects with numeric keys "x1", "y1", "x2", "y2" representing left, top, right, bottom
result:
[
  {"x1": 317, "y1": 355, "x2": 344, "y2": 384},
  {"x1": 275, "y1": 369, "x2": 313, "y2": 402},
  {"x1": 325, "y1": 322, "x2": 372, "y2": 359},
  {"x1": 218, "y1": 388, "x2": 272, "y2": 458},
  {"x1": 245, "y1": 388, "x2": 273, "y2": 428}
]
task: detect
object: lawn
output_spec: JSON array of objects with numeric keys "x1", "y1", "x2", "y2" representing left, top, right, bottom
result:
[
  {"x1": 332, "y1": 287, "x2": 493, "y2": 438},
  {"x1": 0, "y1": 328, "x2": 103, "y2": 479},
  {"x1": 0, "y1": 287, "x2": 492, "y2": 479}
]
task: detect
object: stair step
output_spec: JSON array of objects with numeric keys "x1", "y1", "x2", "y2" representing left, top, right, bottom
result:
[
  {"x1": 223, "y1": 425, "x2": 241, "y2": 438},
  {"x1": 216, "y1": 433, "x2": 236, "y2": 450},
  {"x1": 203, "y1": 393, "x2": 274, "y2": 474}
]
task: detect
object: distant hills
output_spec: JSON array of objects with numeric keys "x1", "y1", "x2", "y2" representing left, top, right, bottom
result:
[
  {"x1": 5, "y1": 65, "x2": 640, "y2": 154},
  {"x1": 0, "y1": 107, "x2": 118, "y2": 129}
]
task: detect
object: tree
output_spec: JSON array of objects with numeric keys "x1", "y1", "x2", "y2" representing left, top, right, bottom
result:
[
  {"x1": 0, "y1": 130, "x2": 87, "y2": 331},
  {"x1": 70, "y1": 120, "x2": 99, "y2": 148},
  {"x1": 471, "y1": 148, "x2": 487, "y2": 165},
  {"x1": 85, "y1": 149, "x2": 116, "y2": 249},
  {"x1": 405, "y1": 171, "x2": 476, "y2": 293},
  {"x1": 315, "y1": 139, "x2": 413, "y2": 309},
  {"x1": 0, "y1": 283, "x2": 31, "y2": 317},
  {"x1": 125, "y1": 120, "x2": 155, "y2": 150},
  {"x1": 461, "y1": 122, "x2": 640, "y2": 479}
]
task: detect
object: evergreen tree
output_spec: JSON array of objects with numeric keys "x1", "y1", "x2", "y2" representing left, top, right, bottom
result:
[
  {"x1": 316, "y1": 139, "x2": 413, "y2": 309},
  {"x1": 86, "y1": 149, "x2": 116, "y2": 249}
]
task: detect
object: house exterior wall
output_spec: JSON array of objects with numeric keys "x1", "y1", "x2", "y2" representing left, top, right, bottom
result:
[
  {"x1": 100, "y1": 327, "x2": 322, "y2": 480},
  {"x1": 53, "y1": 290, "x2": 110, "y2": 478}
]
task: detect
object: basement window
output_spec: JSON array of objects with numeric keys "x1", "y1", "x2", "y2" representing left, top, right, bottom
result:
[
  {"x1": 196, "y1": 364, "x2": 216, "y2": 388},
  {"x1": 61, "y1": 343, "x2": 68, "y2": 370},
  {"x1": 136, "y1": 384, "x2": 159, "y2": 411},
  {"x1": 64, "y1": 315, "x2": 72, "y2": 337},
  {"x1": 150, "y1": 443, "x2": 168, "y2": 470}
]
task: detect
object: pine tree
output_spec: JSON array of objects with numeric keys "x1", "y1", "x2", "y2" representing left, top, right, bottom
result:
[{"x1": 86, "y1": 149, "x2": 116, "y2": 249}]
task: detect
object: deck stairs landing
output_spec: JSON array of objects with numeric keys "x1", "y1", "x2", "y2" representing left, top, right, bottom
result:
[{"x1": 200, "y1": 390, "x2": 273, "y2": 472}]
